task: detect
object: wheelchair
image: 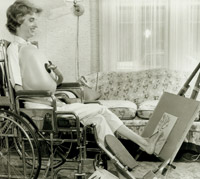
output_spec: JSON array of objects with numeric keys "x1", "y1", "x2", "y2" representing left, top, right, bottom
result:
[
  {"x1": 1, "y1": 39, "x2": 181, "y2": 179},
  {"x1": 0, "y1": 39, "x2": 110, "y2": 179}
]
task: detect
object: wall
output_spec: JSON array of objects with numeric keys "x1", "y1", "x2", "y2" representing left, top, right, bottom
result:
[
  {"x1": 0, "y1": 0, "x2": 15, "y2": 41},
  {"x1": 89, "y1": 0, "x2": 100, "y2": 73},
  {"x1": 0, "y1": 0, "x2": 99, "y2": 82}
]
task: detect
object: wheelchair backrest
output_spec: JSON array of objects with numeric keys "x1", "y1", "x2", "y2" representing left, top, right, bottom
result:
[
  {"x1": 0, "y1": 40, "x2": 15, "y2": 110},
  {"x1": 0, "y1": 39, "x2": 59, "y2": 131},
  {"x1": 0, "y1": 40, "x2": 9, "y2": 96},
  {"x1": 0, "y1": 63, "x2": 5, "y2": 96}
]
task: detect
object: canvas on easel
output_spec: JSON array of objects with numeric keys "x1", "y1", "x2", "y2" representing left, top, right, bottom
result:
[
  {"x1": 153, "y1": 112, "x2": 177, "y2": 155},
  {"x1": 142, "y1": 92, "x2": 200, "y2": 162}
]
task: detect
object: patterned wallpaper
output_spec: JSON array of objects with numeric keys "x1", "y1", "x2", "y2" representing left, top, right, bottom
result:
[{"x1": 0, "y1": 0, "x2": 99, "y2": 81}]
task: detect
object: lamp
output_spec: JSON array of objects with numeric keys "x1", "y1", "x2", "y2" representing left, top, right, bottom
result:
[
  {"x1": 63, "y1": 0, "x2": 84, "y2": 16},
  {"x1": 72, "y1": 2, "x2": 84, "y2": 16}
]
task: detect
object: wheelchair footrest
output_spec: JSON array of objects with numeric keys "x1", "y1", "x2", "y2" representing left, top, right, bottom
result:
[{"x1": 105, "y1": 135, "x2": 138, "y2": 170}]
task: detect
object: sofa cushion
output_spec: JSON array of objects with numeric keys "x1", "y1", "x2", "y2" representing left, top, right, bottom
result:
[
  {"x1": 137, "y1": 100, "x2": 159, "y2": 119},
  {"x1": 99, "y1": 100, "x2": 137, "y2": 120}
]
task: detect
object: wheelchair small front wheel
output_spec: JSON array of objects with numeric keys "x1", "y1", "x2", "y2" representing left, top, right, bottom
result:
[{"x1": 93, "y1": 153, "x2": 108, "y2": 170}]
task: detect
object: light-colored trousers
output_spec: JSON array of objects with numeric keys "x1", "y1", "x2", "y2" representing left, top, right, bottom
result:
[
  {"x1": 58, "y1": 103, "x2": 123, "y2": 145},
  {"x1": 25, "y1": 101, "x2": 123, "y2": 145}
]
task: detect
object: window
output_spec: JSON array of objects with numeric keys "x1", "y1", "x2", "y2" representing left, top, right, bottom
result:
[{"x1": 99, "y1": 0, "x2": 200, "y2": 72}]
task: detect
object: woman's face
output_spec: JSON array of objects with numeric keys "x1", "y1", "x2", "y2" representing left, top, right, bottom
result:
[{"x1": 16, "y1": 12, "x2": 39, "y2": 40}]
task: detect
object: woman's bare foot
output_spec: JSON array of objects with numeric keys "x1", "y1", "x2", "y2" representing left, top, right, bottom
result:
[{"x1": 141, "y1": 131, "x2": 163, "y2": 155}]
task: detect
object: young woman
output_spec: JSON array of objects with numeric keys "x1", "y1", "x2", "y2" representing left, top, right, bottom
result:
[{"x1": 6, "y1": 0, "x2": 162, "y2": 154}]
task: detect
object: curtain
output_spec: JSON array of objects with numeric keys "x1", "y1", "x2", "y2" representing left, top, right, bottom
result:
[
  {"x1": 99, "y1": 0, "x2": 200, "y2": 72},
  {"x1": 169, "y1": 0, "x2": 200, "y2": 71}
]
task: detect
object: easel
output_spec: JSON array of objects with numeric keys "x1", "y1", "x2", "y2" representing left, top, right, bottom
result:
[
  {"x1": 142, "y1": 62, "x2": 200, "y2": 178},
  {"x1": 178, "y1": 62, "x2": 200, "y2": 100},
  {"x1": 89, "y1": 64, "x2": 200, "y2": 179}
]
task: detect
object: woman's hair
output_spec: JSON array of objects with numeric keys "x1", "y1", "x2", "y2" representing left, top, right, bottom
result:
[{"x1": 6, "y1": 0, "x2": 42, "y2": 35}]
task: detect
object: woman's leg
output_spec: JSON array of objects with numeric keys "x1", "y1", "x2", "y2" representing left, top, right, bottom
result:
[
  {"x1": 117, "y1": 125, "x2": 162, "y2": 154},
  {"x1": 58, "y1": 102, "x2": 162, "y2": 154},
  {"x1": 99, "y1": 107, "x2": 162, "y2": 154},
  {"x1": 81, "y1": 114, "x2": 115, "y2": 146},
  {"x1": 58, "y1": 102, "x2": 116, "y2": 146}
]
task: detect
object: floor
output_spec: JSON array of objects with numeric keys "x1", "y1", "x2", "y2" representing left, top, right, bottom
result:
[
  {"x1": 45, "y1": 160, "x2": 200, "y2": 179},
  {"x1": 1, "y1": 139, "x2": 200, "y2": 179},
  {"x1": 40, "y1": 152, "x2": 200, "y2": 179},
  {"x1": 1, "y1": 151, "x2": 200, "y2": 179}
]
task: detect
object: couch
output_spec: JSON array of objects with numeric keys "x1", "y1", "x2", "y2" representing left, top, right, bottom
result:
[{"x1": 82, "y1": 68, "x2": 200, "y2": 150}]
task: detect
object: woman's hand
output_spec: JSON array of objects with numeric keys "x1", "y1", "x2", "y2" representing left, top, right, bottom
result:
[
  {"x1": 45, "y1": 61, "x2": 57, "y2": 73},
  {"x1": 14, "y1": 84, "x2": 23, "y2": 91},
  {"x1": 45, "y1": 61, "x2": 63, "y2": 85}
]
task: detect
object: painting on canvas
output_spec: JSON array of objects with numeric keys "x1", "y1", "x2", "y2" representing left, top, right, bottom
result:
[{"x1": 154, "y1": 112, "x2": 178, "y2": 155}]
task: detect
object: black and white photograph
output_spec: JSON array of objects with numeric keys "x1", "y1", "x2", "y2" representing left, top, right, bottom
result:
[{"x1": 0, "y1": 0, "x2": 200, "y2": 178}]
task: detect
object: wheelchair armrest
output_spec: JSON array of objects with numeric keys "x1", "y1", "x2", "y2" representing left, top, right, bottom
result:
[
  {"x1": 84, "y1": 101, "x2": 101, "y2": 104},
  {"x1": 15, "y1": 89, "x2": 55, "y2": 105},
  {"x1": 57, "y1": 82, "x2": 81, "y2": 89},
  {"x1": 15, "y1": 90, "x2": 56, "y2": 108},
  {"x1": 16, "y1": 90, "x2": 53, "y2": 97},
  {"x1": 56, "y1": 82, "x2": 84, "y2": 102}
]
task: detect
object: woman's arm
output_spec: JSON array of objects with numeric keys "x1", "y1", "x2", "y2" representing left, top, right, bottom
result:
[
  {"x1": 52, "y1": 67, "x2": 63, "y2": 85},
  {"x1": 46, "y1": 61, "x2": 63, "y2": 86},
  {"x1": 7, "y1": 43, "x2": 23, "y2": 88}
]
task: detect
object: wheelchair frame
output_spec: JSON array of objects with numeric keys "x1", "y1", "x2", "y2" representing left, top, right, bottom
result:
[
  {"x1": 0, "y1": 39, "x2": 180, "y2": 179},
  {"x1": 0, "y1": 39, "x2": 93, "y2": 179}
]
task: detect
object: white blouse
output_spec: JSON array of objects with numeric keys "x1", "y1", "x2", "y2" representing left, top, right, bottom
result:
[{"x1": 7, "y1": 36, "x2": 33, "y2": 88}]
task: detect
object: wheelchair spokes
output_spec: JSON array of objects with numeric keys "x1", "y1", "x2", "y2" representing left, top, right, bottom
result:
[{"x1": 0, "y1": 110, "x2": 41, "y2": 179}]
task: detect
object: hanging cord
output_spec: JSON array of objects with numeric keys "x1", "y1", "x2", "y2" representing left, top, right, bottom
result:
[
  {"x1": 73, "y1": 1, "x2": 84, "y2": 80},
  {"x1": 95, "y1": 72, "x2": 99, "y2": 91},
  {"x1": 75, "y1": 15, "x2": 80, "y2": 80}
]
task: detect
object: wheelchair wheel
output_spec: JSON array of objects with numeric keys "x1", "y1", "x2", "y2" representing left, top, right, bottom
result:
[
  {"x1": 0, "y1": 110, "x2": 41, "y2": 179},
  {"x1": 93, "y1": 153, "x2": 108, "y2": 170},
  {"x1": 20, "y1": 111, "x2": 77, "y2": 169},
  {"x1": 38, "y1": 131, "x2": 78, "y2": 170}
]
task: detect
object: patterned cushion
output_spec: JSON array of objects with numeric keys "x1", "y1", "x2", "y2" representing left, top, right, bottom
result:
[
  {"x1": 99, "y1": 100, "x2": 137, "y2": 120},
  {"x1": 137, "y1": 100, "x2": 159, "y2": 119},
  {"x1": 83, "y1": 69, "x2": 195, "y2": 105}
]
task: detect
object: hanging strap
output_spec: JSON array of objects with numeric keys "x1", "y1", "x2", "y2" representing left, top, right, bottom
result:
[{"x1": 0, "y1": 64, "x2": 5, "y2": 96}]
